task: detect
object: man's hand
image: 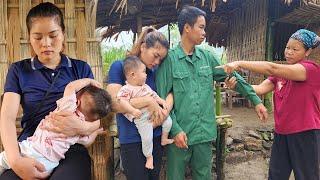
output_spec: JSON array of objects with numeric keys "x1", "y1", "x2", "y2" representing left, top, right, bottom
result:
[
  {"x1": 224, "y1": 76, "x2": 237, "y2": 90},
  {"x1": 173, "y1": 132, "x2": 188, "y2": 149},
  {"x1": 255, "y1": 103, "x2": 268, "y2": 122},
  {"x1": 11, "y1": 156, "x2": 49, "y2": 180}
]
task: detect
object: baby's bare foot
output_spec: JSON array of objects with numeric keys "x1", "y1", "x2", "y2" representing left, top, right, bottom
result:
[
  {"x1": 161, "y1": 138, "x2": 174, "y2": 146},
  {"x1": 145, "y1": 157, "x2": 154, "y2": 169}
]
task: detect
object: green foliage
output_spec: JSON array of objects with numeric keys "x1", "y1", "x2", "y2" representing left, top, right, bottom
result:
[
  {"x1": 102, "y1": 47, "x2": 126, "y2": 75},
  {"x1": 160, "y1": 23, "x2": 181, "y2": 48},
  {"x1": 198, "y1": 43, "x2": 227, "y2": 65},
  {"x1": 264, "y1": 91, "x2": 273, "y2": 113}
]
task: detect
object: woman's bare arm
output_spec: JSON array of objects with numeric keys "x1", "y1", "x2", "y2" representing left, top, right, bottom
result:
[
  {"x1": 0, "y1": 92, "x2": 21, "y2": 166},
  {"x1": 252, "y1": 79, "x2": 275, "y2": 95},
  {"x1": 217, "y1": 61, "x2": 307, "y2": 81},
  {"x1": 0, "y1": 92, "x2": 49, "y2": 179}
]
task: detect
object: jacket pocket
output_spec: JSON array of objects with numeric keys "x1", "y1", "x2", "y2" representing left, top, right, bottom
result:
[
  {"x1": 199, "y1": 68, "x2": 213, "y2": 87},
  {"x1": 172, "y1": 71, "x2": 190, "y2": 92}
]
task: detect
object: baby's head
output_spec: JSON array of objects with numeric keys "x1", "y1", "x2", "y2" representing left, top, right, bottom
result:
[
  {"x1": 76, "y1": 85, "x2": 112, "y2": 122},
  {"x1": 123, "y1": 56, "x2": 147, "y2": 86}
]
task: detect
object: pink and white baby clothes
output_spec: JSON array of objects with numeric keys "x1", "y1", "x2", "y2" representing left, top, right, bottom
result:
[
  {"x1": 117, "y1": 82, "x2": 172, "y2": 157},
  {"x1": 0, "y1": 93, "x2": 90, "y2": 174}
]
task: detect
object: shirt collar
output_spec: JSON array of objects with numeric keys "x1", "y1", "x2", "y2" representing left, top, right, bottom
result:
[
  {"x1": 31, "y1": 54, "x2": 72, "y2": 70},
  {"x1": 176, "y1": 43, "x2": 201, "y2": 60}
]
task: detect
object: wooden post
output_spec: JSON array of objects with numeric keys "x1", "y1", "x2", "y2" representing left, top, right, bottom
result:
[
  {"x1": 215, "y1": 84, "x2": 222, "y2": 116},
  {"x1": 133, "y1": 33, "x2": 136, "y2": 44},
  {"x1": 106, "y1": 135, "x2": 115, "y2": 180},
  {"x1": 168, "y1": 24, "x2": 171, "y2": 48},
  {"x1": 264, "y1": 0, "x2": 275, "y2": 112},
  {"x1": 216, "y1": 127, "x2": 227, "y2": 180},
  {"x1": 136, "y1": 13, "x2": 142, "y2": 37},
  {"x1": 215, "y1": 83, "x2": 225, "y2": 180}
]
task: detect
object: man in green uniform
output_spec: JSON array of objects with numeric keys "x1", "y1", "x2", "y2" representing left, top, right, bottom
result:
[{"x1": 156, "y1": 5, "x2": 268, "y2": 180}]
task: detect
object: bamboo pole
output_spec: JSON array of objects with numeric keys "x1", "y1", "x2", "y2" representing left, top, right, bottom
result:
[
  {"x1": 0, "y1": 0, "x2": 8, "y2": 115},
  {"x1": 65, "y1": 0, "x2": 76, "y2": 58},
  {"x1": 43, "y1": 0, "x2": 55, "y2": 3},
  {"x1": 7, "y1": 0, "x2": 20, "y2": 63},
  {"x1": 76, "y1": 8, "x2": 87, "y2": 60},
  {"x1": 19, "y1": 0, "x2": 31, "y2": 59}
]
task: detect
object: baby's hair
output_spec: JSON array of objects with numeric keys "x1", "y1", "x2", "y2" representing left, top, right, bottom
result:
[
  {"x1": 123, "y1": 56, "x2": 143, "y2": 76},
  {"x1": 77, "y1": 85, "x2": 112, "y2": 119}
]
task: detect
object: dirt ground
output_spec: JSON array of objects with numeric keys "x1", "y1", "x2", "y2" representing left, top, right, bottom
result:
[
  {"x1": 223, "y1": 106, "x2": 295, "y2": 180},
  {"x1": 115, "y1": 106, "x2": 295, "y2": 180},
  {"x1": 223, "y1": 106, "x2": 273, "y2": 180}
]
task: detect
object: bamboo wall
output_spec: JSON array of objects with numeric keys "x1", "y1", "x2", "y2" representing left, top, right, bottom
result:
[
  {"x1": 0, "y1": 0, "x2": 103, "y2": 95},
  {"x1": 226, "y1": 0, "x2": 267, "y2": 62},
  {"x1": 226, "y1": 0, "x2": 268, "y2": 84}
]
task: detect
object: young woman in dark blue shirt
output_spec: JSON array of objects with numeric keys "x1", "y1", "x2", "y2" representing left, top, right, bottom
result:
[
  {"x1": 107, "y1": 27, "x2": 171, "y2": 180},
  {"x1": 0, "y1": 2, "x2": 100, "y2": 180}
]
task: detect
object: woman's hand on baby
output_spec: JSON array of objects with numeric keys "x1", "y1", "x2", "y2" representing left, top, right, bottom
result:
[
  {"x1": 131, "y1": 108, "x2": 142, "y2": 118},
  {"x1": 146, "y1": 96, "x2": 161, "y2": 115},
  {"x1": 11, "y1": 156, "x2": 49, "y2": 180},
  {"x1": 157, "y1": 98, "x2": 169, "y2": 110},
  {"x1": 145, "y1": 95, "x2": 166, "y2": 127},
  {"x1": 43, "y1": 111, "x2": 83, "y2": 137},
  {"x1": 152, "y1": 108, "x2": 167, "y2": 128}
]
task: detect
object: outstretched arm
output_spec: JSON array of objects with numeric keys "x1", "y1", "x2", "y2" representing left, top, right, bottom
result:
[{"x1": 216, "y1": 61, "x2": 306, "y2": 81}]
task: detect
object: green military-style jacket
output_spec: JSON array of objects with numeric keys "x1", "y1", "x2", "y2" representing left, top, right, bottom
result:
[{"x1": 156, "y1": 44, "x2": 262, "y2": 145}]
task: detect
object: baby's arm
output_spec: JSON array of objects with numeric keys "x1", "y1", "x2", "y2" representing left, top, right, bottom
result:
[
  {"x1": 77, "y1": 128, "x2": 104, "y2": 147},
  {"x1": 118, "y1": 99, "x2": 142, "y2": 119},
  {"x1": 117, "y1": 86, "x2": 142, "y2": 119},
  {"x1": 63, "y1": 78, "x2": 101, "y2": 97}
]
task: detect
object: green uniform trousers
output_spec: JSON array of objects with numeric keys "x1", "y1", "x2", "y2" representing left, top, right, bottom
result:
[{"x1": 166, "y1": 141, "x2": 213, "y2": 180}]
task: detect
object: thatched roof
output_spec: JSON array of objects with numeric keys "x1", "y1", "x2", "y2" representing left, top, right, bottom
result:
[
  {"x1": 96, "y1": 0, "x2": 243, "y2": 39},
  {"x1": 96, "y1": 0, "x2": 320, "y2": 45},
  {"x1": 277, "y1": 1, "x2": 320, "y2": 25}
]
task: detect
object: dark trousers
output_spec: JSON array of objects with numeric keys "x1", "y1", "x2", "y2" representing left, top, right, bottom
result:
[
  {"x1": 269, "y1": 130, "x2": 320, "y2": 180},
  {"x1": 0, "y1": 144, "x2": 91, "y2": 180},
  {"x1": 120, "y1": 136, "x2": 164, "y2": 180}
]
